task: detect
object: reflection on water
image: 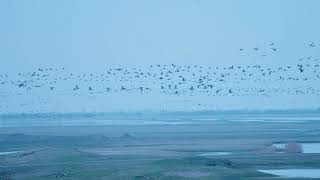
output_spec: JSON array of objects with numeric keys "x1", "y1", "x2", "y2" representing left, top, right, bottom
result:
[
  {"x1": 258, "y1": 169, "x2": 320, "y2": 178},
  {"x1": 198, "y1": 152, "x2": 232, "y2": 156},
  {"x1": 273, "y1": 143, "x2": 320, "y2": 153},
  {"x1": 1, "y1": 114, "x2": 318, "y2": 127},
  {"x1": 0, "y1": 151, "x2": 22, "y2": 155}
]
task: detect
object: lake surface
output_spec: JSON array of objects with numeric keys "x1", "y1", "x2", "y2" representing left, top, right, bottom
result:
[
  {"x1": 198, "y1": 152, "x2": 232, "y2": 156},
  {"x1": 1, "y1": 113, "x2": 318, "y2": 127},
  {"x1": 0, "y1": 151, "x2": 22, "y2": 155},
  {"x1": 273, "y1": 143, "x2": 320, "y2": 153},
  {"x1": 258, "y1": 169, "x2": 320, "y2": 178}
]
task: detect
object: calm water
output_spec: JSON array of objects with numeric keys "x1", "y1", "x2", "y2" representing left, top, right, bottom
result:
[
  {"x1": 273, "y1": 143, "x2": 320, "y2": 153},
  {"x1": 0, "y1": 113, "x2": 319, "y2": 127},
  {"x1": 258, "y1": 169, "x2": 320, "y2": 178},
  {"x1": 0, "y1": 151, "x2": 23, "y2": 155},
  {"x1": 198, "y1": 152, "x2": 232, "y2": 156}
]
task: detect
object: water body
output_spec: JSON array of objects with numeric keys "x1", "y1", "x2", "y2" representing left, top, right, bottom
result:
[
  {"x1": 0, "y1": 119, "x2": 218, "y2": 127},
  {"x1": 273, "y1": 143, "x2": 320, "y2": 153},
  {"x1": 0, "y1": 151, "x2": 22, "y2": 155},
  {"x1": 229, "y1": 119, "x2": 306, "y2": 123},
  {"x1": 198, "y1": 152, "x2": 232, "y2": 156},
  {"x1": 258, "y1": 169, "x2": 320, "y2": 178},
  {"x1": 1, "y1": 113, "x2": 318, "y2": 127}
]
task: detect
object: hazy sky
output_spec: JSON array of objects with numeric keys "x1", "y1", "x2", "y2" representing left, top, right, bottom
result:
[
  {"x1": 1, "y1": 0, "x2": 320, "y2": 70},
  {"x1": 1, "y1": 0, "x2": 320, "y2": 113}
]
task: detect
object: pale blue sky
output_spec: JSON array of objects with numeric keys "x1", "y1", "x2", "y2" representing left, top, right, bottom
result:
[
  {"x1": 1, "y1": 0, "x2": 320, "y2": 72},
  {"x1": 0, "y1": 0, "x2": 320, "y2": 113}
]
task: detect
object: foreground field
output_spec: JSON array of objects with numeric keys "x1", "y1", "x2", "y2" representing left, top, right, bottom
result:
[{"x1": 1, "y1": 112, "x2": 320, "y2": 179}]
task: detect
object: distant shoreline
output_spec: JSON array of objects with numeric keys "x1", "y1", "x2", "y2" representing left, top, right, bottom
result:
[{"x1": 1, "y1": 109, "x2": 320, "y2": 117}]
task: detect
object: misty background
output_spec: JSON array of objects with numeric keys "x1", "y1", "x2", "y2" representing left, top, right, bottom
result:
[{"x1": 0, "y1": 0, "x2": 320, "y2": 113}]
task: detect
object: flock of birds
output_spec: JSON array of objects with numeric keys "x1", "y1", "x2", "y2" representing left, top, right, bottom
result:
[{"x1": 1, "y1": 42, "x2": 320, "y2": 101}]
